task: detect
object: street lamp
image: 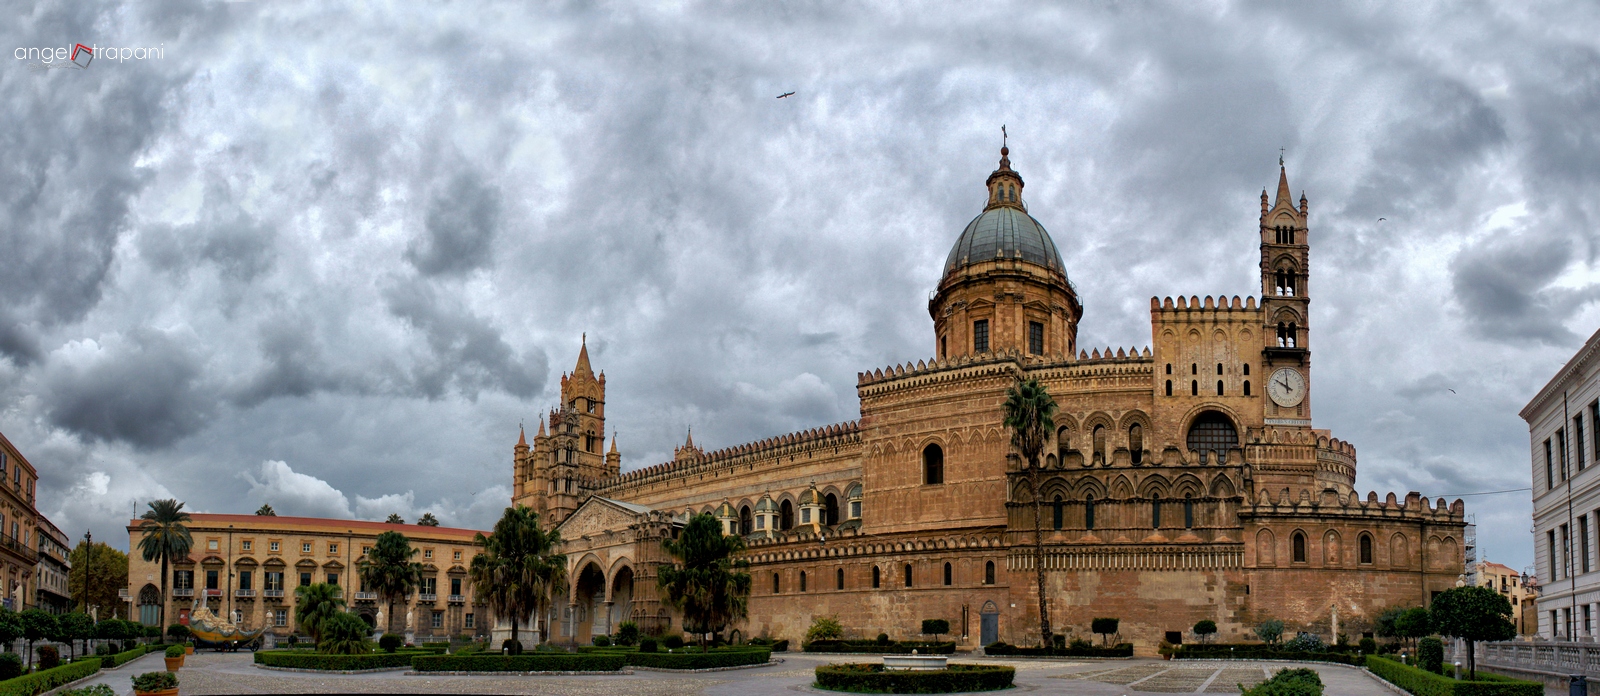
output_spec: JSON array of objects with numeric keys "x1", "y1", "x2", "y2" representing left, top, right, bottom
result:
[{"x1": 83, "y1": 531, "x2": 94, "y2": 617}]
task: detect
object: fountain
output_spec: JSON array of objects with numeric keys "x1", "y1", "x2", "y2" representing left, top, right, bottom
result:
[{"x1": 881, "y1": 648, "x2": 948, "y2": 671}]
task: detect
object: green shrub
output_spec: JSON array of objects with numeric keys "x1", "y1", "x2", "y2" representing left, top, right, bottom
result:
[
  {"x1": 1283, "y1": 633, "x2": 1326, "y2": 652},
  {"x1": 131, "y1": 671, "x2": 177, "y2": 693},
  {"x1": 1256, "y1": 619, "x2": 1286, "y2": 646},
  {"x1": 1069, "y1": 638, "x2": 1093, "y2": 650},
  {"x1": 411, "y1": 654, "x2": 626, "y2": 672},
  {"x1": 616, "y1": 622, "x2": 639, "y2": 647},
  {"x1": 592, "y1": 634, "x2": 611, "y2": 647},
  {"x1": 253, "y1": 650, "x2": 413, "y2": 671},
  {"x1": 94, "y1": 644, "x2": 111, "y2": 656},
  {"x1": 984, "y1": 642, "x2": 1134, "y2": 658},
  {"x1": 806, "y1": 616, "x2": 844, "y2": 643},
  {"x1": 1366, "y1": 656, "x2": 1542, "y2": 696},
  {"x1": 316, "y1": 612, "x2": 373, "y2": 655},
  {"x1": 814, "y1": 663, "x2": 1014, "y2": 693},
  {"x1": 625, "y1": 647, "x2": 770, "y2": 669},
  {"x1": 0, "y1": 658, "x2": 102, "y2": 696},
  {"x1": 1359, "y1": 637, "x2": 1377, "y2": 654},
  {"x1": 804, "y1": 640, "x2": 956, "y2": 654},
  {"x1": 1241, "y1": 667, "x2": 1323, "y2": 696},
  {"x1": 639, "y1": 637, "x2": 658, "y2": 653},
  {"x1": 378, "y1": 634, "x2": 403, "y2": 653},
  {"x1": 101, "y1": 645, "x2": 157, "y2": 669},
  {"x1": 920, "y1": 619, "x2": 949, "y2": 637},
  {"x1": 1418, "y1": 637, "x2": 1444, "y2": 674},
  {"x1": 0, "y1": 653, "x2": 22, "y2": 680},
  {"x1": 58, "y1": 685, "x2": 115, "y2": 696},
  {"x1": 1193, "y1": 619, "x2": 1218, "y2": 642},
  {"x1": 875, "y1": 632, "x2": 890, "y2": 646},
  {"x1": 748, "y1": 637, "x2": 790, "y2": 652},
  {"x1": 663, "y1": 635, "x2": 684, "y2": 649},
  {"x1": 421, "y1": 641, "x2": 449, "y2": 649},
  {"x1": 38, "y1": 644, "x2": 60, "y2": 670},
  {"x1": 164, "y1": 645, "x2": 185, "y2": 658},
  {"x1": 165, "y1": 625, "x2": 189, "y2": 642}
]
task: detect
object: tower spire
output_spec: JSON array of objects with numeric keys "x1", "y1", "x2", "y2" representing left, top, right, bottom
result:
[
  {"x1": 1274, "y1": 162, "x2": 1292, "y2": 207},
  {"x1": 573, "y1": 333, "x2": 593, "y2": 377}
]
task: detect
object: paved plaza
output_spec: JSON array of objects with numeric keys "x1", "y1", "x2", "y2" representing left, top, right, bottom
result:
[{"x1": 57, "y1": 650, "x2": 1444, "y2": 695}]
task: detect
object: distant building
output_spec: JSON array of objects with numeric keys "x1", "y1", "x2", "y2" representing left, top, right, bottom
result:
[
  {"x1": 1477, "y1": 560, "x2": 1538, "y2": 636},
  {"x1": 0, "y1": 431, "x2": 42, "y2": 611},
  {"x1": 35, "y1": 516, "x2": 70, "y2": 613},
  {"x1": 1521, "y1": 326, "x2": 1600, "y2": 639}
]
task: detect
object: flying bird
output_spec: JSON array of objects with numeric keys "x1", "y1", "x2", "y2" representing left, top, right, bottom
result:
[
  {"x1": 776, "y1": 92, "x2": 795, "y2": 99},
  {"x1": 1377, "y1": 217, "x2": 1387, "y2": 221},
  {"x1": 1448, "y1": 389, "x2": 1456, "y2": 394}
]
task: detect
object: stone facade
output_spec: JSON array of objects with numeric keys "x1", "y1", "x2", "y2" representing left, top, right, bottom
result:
[
  {"x1": 511, "y1": 148, "x2": 1469, "y2": 654},
  {"x1": 0, "y1": 431, "x2": 41, "y2": 612}
]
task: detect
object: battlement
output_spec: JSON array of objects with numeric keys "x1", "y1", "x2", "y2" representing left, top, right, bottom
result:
[
  {"x1": 1245, "y1": 488, "x2": 1465, "y2": 522},
  {"x1": 1150, "y1": 295, "x2": 1262, "y2": 315},
  {"x1": 855, "y1": 346, "x2": 1154, "y2": 391},
  {"x1": 594, "y1": 420, "x2": 862, "y2": 494}
]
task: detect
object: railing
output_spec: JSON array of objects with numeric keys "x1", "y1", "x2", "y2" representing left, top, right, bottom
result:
[
  {"x1": 354, "y1": 592, "x2": 377, "y2": 601},
  {"x1": 117, "y1": 589, "x2": 130, "y2": 600},
  {"x1": 1481, "y1": 640, "x2": 1600, "y2": 676},
  {"x1": 172, "y1": 588, "x2": 194, "y2": 597},
  {"x1": 447, "y1": 594, "x2": 465, "y2": 603},
  {"x1": 262, "y1": 589, "x2": 285, "y2": 598},
  {"x1": 418, "y1": 593, "x2": 438, "y2": 602},
  {"x1": 0, "y1": 533, "x2": 38, "y2": 564},
  {"x1": 235, "y1": 589, "x2": 256, "y2": 598}
]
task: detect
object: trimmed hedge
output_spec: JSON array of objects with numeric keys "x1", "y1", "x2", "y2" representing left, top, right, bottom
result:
[
  {"x1": 1366, "y1": 656, "x2": 1542, "y2": 696},
  {"x1": 814, "y1": 663, "x2": 1014, "y2": 693},
  {"x1": 805, "y1": 640, "x2": 956, "y2": 655},
  {"x1": 984, "y1": 642, "x2": 1133, "y2": 658},
  {"x1": 747, "y1": 637, "x2": 789, "y2": 652},
  {"x1": 0, "y1": 657, "x2": 101, "y2": 696},
  {"x1": 253, "y1": 650, "x2": 414, "y2": 670},
  {"x1": 626, "y1": 648, "x2": 770, "y2": 669},
  {"x1": 99, "y1": 644, "x2": 159, "y2": 669},
  {"x1": 1173, "y1": 644, "x2": 1364, "y2": 665},
  {"x1": 410, "y1": 654, "x2": 627, "y2": 672}
]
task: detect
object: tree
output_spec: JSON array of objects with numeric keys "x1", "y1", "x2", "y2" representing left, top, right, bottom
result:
[
  {"x1": 805, "y1": 616, "x2": 843, "y2": 643},
  {"x1": 467, "y1": 505, "x2": 567, "y2": 653},
  {"x1": 657, "y1": 513, "x2": 753, "y2": 652},
  {"x1": 1002, "y1": 377, "x2": 1058, "y2": 649},
  {"x1": 0, "y1": 609, "x2": 20, "y2": 654},
  {"x1": 294, "y1": 583, "x2": 347, "y2": 643},
  {"x1": 136, "y1": 499, "x2": 193, "y2": 630},
  {"x1": 1255, "y1": 619, "x2": 1285, "y2": 646},
  {"x1": 255, "y1": 504, "x2": 276, "y2": 516},
  {"x1": 921, "y1": 619, "x2": 949, "y2": 640},
  {"x1": 68, "y1": 541, "x2": 128, "y2": 617},
  {"x1": 358, "y1": 531, "x2": 422, "y2": 634},
  {"x1": 1394, "y1": 606, "x2": 1433, "y2": 648},
  {"x1": 385, "y1": 513, "x2": 405, "y2": 524},
  {"x1": 1193, "y1": 619, "x2": 1217, "y2": 644},
  {"x1": 19, "y1": 610, "x2": 57, "y2": 670},
  {"x1": 1430, "y1": 585, "x2": 1515, "y2": 679},
  {"x1": 1375, "y1": 606, "x2": 1403, "y2": 643},
  {"x1": 416, "y1": 513, "x2": 440, "y2": 527},
  {"x1": 316, "y1": 612, "x2": 372, "y2": 655},
  {"x1": 1091, "y1": 618, "x2": 1120, "y2": 646},
  {"x1": 57, "y1": 613, "x2": 94, "y2": 660}
]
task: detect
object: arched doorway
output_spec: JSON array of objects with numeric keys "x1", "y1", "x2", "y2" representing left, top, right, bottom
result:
[
  {"x1": 137, "y1": 584, "x2": 161, "y2": 626},
  {"x1": 823, "y1": 494, "x2": 839, "y2": 526},
  {"x1": 980, "y1": 601, "x2": 1000, "y2": 646},
  {"x1": 610, "y1": 566, "x2": 634, "y2": 634},
  {"x1": 573, "y1": 563, "x2": 606, "y2": 643}
]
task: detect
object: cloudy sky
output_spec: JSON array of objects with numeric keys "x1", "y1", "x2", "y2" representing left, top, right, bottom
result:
[{"x1": 4, "y1": 1, "x2": 1598, "y2": 572}]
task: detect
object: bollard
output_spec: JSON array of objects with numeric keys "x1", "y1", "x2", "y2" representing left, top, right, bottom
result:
[{"x1": 1572, "y1": 674, "x2": 1588, "y2": 696}]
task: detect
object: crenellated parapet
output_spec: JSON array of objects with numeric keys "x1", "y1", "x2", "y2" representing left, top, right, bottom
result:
[
  {"x1": 1151, "y1": 294, "x2": 1262, "y2": 316},
  {"x1": 593, "y1": 421, "x2": 862, "y2": 495},
  {"x1": 1244, "y1": 488, "x2": 1465, "y2": 523}
]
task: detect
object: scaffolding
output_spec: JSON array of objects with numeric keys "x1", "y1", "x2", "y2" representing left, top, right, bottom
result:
[{"x1": 1462, "y1": 515, "x2": 1478, "y2": 586}]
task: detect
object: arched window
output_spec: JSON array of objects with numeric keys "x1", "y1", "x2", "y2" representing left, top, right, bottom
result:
[
  {"x1": 1292, "y1": 532, "x2": 1307, "y2": 563},
  {"x1": 984, "y1": 561, "x2": 995, "y2": 585},
  {"x1": 923, "y1": 444, "x2": 944, "y2": 485},
  {"x1": 871, "y1": 566, "x2": 881, "y2": 588},
  {"x1": 940, "y1": 335, "x2": 946, "y2": 359},
  {"x1": 1191, "y1": 363, "x2": 1198, "y2": 375},
  {"x1": 1243, "y1": 381, "x2": 1251, "y2": 396},
  {"x1": 1052, "y1": 495, "x2": 1063, "y2": 530},
  {"x1": 836, "y1": 567, "x2": 845, "y2": 589},
  {"x1": 1129, "y1": 424, "x2": 1144, "y2": 465},
  {"x1": 800, "y1": 571, "x2": 807, "y2": 592},
  {"x1": 1084, "y1": 495, "x2": 1096, "y2": 530},
  {"x1": 1152, "y1": 499, "x2": 1161, "y2": 528},
  {"x1": 943, "y1": 562, "x2": 953, "y2": 586},
  {"x1": 739, "y1": 506, "x2": 752, "y2": 536},
  {"x1": 1359, "y1": 533, "x2": 1373, "y2": 564},
  {"x1": 847, "y1": 483, "x2": 863, "y2": 519},
  {"x1": 1288, "y1": 323, "x2": 1298, "y2": 347},
  {"x1": 1217, "y1": 380, "x2": 1224, "y2": 396},
  {"x1": 1217, "y1": 363, "x2": 1223, "y2": 375},
  {"x1": 823, "y1": 493, "x2": 839, "y2": 526},
  {"x1": 780, "y1": 500, "x2": 794, "y2": 530},
  {"x1": 1056, "y1": 426, "x2": 1071, "y2": 465},
  {"x1": 1242, "y1": 364, "x2": 1250, "y2": 376},
  {"x1": 1277, "y1": 322, "x2": 1288, "y2": 347},
  {"x1": 1191, "y1": 380, "x2": 1198, "y2": 396},
  {"x1": 1166, "y1": 380, "x2": 1172, "y2": 396},
  {"x1": 1186, "y1": 411, "x2": 1238, "y2": 461},
  {"x1": 1184, "y1": 494, "x2": 1195, "y2": 529},
  {"x1": 1166, "y1": 363, "x2": 1172, "y2": 374},
  {"x1": 1092, "y1": 426, "x2": 1105, "y2": 465},
  {"x1": 772, "y1": 572, "x2": 781, "y2": 594},
  {"x1": 904, "y1": 564, "x2": 913, "y2": 588}
]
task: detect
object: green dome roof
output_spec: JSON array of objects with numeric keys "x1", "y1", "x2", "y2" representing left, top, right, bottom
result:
[{"x1": 944, "y1": 206, "x2": 1066, "y2": 278}]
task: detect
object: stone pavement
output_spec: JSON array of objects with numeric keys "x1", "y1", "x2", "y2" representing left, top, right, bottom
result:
[{"x1": 53, "y1": 650, "x2": 1416, "y2": 695}]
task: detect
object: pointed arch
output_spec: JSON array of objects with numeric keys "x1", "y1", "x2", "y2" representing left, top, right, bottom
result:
[
  {"x1": 1322, "y1": 530, "x2": 1342, "y2": 567},
  {"x1": 1171, "y1": 473, "x2": 1204, "y2": 498},
  {"x1": 1109, "y1": 474, "x2": 1134, "y2": 500},
  {"x1": 1255, "y1": 529, "x2": 1276, "y2": 567},
  {"x1": 1137, "y1": 474, "x2": 1170, "y2": 500},
  {"x1": 1072, "y1": 476, "x2": 1107, "y2": 499},
  {"x1": 1209, "y1": 475, "x2": 1236, "y2": 498}
]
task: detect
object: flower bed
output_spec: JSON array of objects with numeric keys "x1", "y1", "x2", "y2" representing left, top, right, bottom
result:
[
  {"x1": 1174, "y1": 644, "x2": 1364, "y2": 665},
  {"x1": 625, "y1": 647, "x2": 770, "y2": 669},
  {"x1": 1365, "y1": 656, "x2": 1542, "y2": 696},
  {"x1": 410, "y1": 654, "x2": 627, "y2": 672},
  {"x1": 814, "y1": 663, "x2": 1014, "y2": 694},
  {"x1": 804, "y1": 640, "x2": 956, "y2": 655},
  {"x1": 983, "y1": 642, "x2": 1133, "y2": 658},
  {"x1": 253, "y1": 650, "x2": 415, "y2": 671},
  {"x1": 0, "y1": 657, "x2": 102, "y2": 696}
]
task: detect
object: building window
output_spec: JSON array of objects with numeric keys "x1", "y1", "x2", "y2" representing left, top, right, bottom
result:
[
  {"x1": 1242, "y1": 364, "x2": 1249, "y2": 376},
  {"x1": 1166, "y1": 380, "x2": 1172, "y2": 396},
  {"x1": 1186, "y1": 411, "x2": 1239, "y2": 461},
  {"x1": 265, "y1": 572, "x2": 284, "y2": 592},
  {"x1": 327, "y1": 573, "x2": 339, "y2": 587},
  {"x1": 872, "y1": 566, "x2": 881, "y2": 588},
  {"x1": 780, "y1": 500, "x2": 794, "y2": 530},
  {"x1": 1052, "y1": 496, "x2": 1063, "y2": 530},
  {"x1": 1129, "y1": 424, "x2": 1143, "y2": 465},
  {"x1": 984, "y1": 561, "x2": 995, "y2": 585},
  {"x1": 465, "y1": 613, "x2": 474, "y2": 628},
  {"x1": 1028, "y1": 322, "x2": 1044, "y2": 355},
  {"x1": 801, "y1": 508, "x2": 811, "y2": 524},
  {"x1": 206, "y1": 570, "x2": 219, "y2": 590},
  {"x1": 940, "y1": 336, "x2": 946, "y2": 359},
  {"x1": 1550, "y1": 530, "x2": 1559, "y2": 579},
  {"x1": 755, "y1": 516, "x2": 765, "y2": 530},
  {"x1": 174, "y1": 570, "x2": 194, "y2": 591},
  {"x1": 836, "y1": 568, "x2": 845, "y2": 590},
  {"x1": 271, "y1": 541, "x2": 281, "y2": 553},
  {"x1": 431, "y1": 611, "x2": 443, "y2": 629},
  {"x1": 1583, "y1": 516, "x2": 1593, "y2": 574},
  {"x1": 207, "y1": 539, "x2": 219, "y2": 551},
  {"x1": 451, "y1": 577, "x2": 462, "y2": 595},
  {"x1": 904, "y1": 564, "x2": 913, "y2": 588},
  {"x1": 1217, "y1": 380, "x2": 1224, "y2": 396},
  {"x1": 1152, "y1": 499, "x2": 1161, "y2": 528},
  {"x1": 274, "y1": 609, "x2": 288, "y2": 627},
  {"x1": 1191, "y1": 380, "x2": 1198, "y2": 395},
  {"x1": 1092, "y1": 425, "x2": 1105, "y2": 465},
  {"x1": 923, "y1": 444, "x2": 944, "y2": 485},
  {"x1": 300, "y1": 572, "x2": 312, "y2": 587},
  {"x1": 973, "y1": 319, "x2": 989, "y2": 353},
  {"x1": 424, "y1": 549, "x2": 433, "y2": 559},
  {"x1": 1243, "y1": 381, "x2": 1251, "y2": 396},
  {"x1": 850, "y1": 500, "x2": 861, "y2": 519},
  {"x1": 328, "y1": 543, "x2": 338, "y2": 555},
  {"x1": 1548, "y1": 439, "x2": 1556, "y2": 490},
  {"x1": 773, "y1": 573, "x2": 780, "y2": 594},
  {"x1": 800, "y1": 571, "x2": 807, "y2": 592},
  {"x1": 944, "y1": 562, "x2": 953, "y2": 586},
  {"x1": 739, "y1": 506, "x2": 752, "y2": 535},
  {"x1": 1166, "y1": 364, "x2": 1172, "y2": 374},
  {"x1": 241, "y1": 540, "x2": 252, "y2": 551},
  {"x1": 1084, "y1": 495, "x2": 1096, "y2": 530},
  {"x1": 299, "y1": 542, "x2": 311, "y2": 554},
  {"x1": 1560, "y1": 428, "x2": 1570, "y2": 479},
  {"x1": 1292, "y1": 532, "x2": 1307, "y2": 563},
  {"x1": 238, "y1": 571, "x2": 253, "y2": 590},
  {"x1": 1359, "y1": 533, "x2": 1373, "y2": 564},
  {"x1": 1184, "y1": 495, "x2": 1195, "y2": 529}
]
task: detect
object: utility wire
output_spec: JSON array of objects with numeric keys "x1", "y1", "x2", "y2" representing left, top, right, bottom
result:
[{"x1": 1436, "y1": 487, "x2": 1532, "y2": 497}]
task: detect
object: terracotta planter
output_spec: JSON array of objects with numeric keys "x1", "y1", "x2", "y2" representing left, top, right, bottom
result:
[
  {"x1": 164, "y1": 656, "x2": 184, "y2": 671},
  {"x1": 135, "y1": 689, "x2": 178, "y2": 696},
  {"x1": 184, "y1": 646, "x2": 194, "y2": 655}
]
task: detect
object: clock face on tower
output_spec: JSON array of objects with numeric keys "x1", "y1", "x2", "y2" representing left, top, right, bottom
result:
[{"x1": 1267, "y1": 367, "x2": 1306, "y2": 408}]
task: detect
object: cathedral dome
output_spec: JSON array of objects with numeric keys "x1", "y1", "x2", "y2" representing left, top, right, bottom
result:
[{"x1": 943, "y1": 206, "x2": 1066, "y2": 279}]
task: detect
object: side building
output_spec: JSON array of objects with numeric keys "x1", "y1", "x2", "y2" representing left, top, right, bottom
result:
[
  {"x1": 125, "y1": 514, "x2": 489, "y2": 641},
  {"x1": 1522, "y1": 326, "x2": 1600, "y2": 640},
  {"x1": 1476, "y1": 560, "x2": 1538, "y2": 637},
  {"x1": 35, "y1": 516, "x2": 71, "y2": 613},
  {"x1": 0, "y1": 431, "x2": 41, "y2": 611}
]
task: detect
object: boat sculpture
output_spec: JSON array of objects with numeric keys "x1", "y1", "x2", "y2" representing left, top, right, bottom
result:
[{"x1": 186, "y1": 600, "x2": 266, "y2": 650}]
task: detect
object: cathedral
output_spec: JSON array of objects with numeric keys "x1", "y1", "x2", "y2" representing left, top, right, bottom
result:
[{"x1": 512, "y1": 147, "x2": 1468, "y2": 653}]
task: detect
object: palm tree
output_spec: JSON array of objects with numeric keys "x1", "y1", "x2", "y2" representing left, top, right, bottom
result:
[
  {"x1": 385, "y1": 513, "x2": 405, "y2": 524},
  {"x1": 255, "y1": 503, "x2": 276, "y2": 516},
  {"x1": 357, "y1": 531, "x2": 422, "y2": 634},
  {"x1": 1002, "y1": 377, "x2": 1058, "y2": 649},
  {"x1": 416, "y1": 513, "x2": 440, "y2": 527},
  {"x1": 136, "y1": 499, "x2": 193, "y2": 630},
  {"x1": 467, "y1": 505, "x2": 566, "y2": 652},
  {"x1": 658, "y1": 513, "x2": 752, "y2": 651},
  {"x1": 293, "y1": 583, "x2": 346, "y2": 643}
]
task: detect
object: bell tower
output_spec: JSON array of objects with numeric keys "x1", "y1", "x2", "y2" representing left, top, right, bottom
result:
[
  {"x1": 512, "y1": 335, "x2": 616, "y2": 525},
  {"x1": 1259, "y1": 161, "x2": 1312, "y2": 421}
]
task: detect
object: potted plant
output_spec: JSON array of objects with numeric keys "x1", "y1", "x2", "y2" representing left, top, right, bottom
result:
[
  {"x1": 132, "y1": 670, "x2": 178, "y2": 696},
  {"x1": 164, "y1": 644, "x2": 185, "y2": 671},
  {"x1": 1158, "y1": 640, "x2": 1177, "y2": 660}
]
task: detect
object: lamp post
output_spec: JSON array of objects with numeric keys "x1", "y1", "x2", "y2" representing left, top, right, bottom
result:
[{"x1": 83, "y1": 531, "x2": 94, "y2": 617}]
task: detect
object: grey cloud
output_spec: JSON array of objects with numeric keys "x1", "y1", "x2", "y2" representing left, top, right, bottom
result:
[
  {"x1": 1451, "y1": 229, "x2": 1600, "y2": 344},
  {"x1": 384, "y1": 282, "x2": 546, "y2": 400},
  {"x1": 138, "y1": 182, "x2": 277, "y2": 282},
  {"x1": 42, "y1": 329, "x2": 214, "y2": 449},
  {"x1": 405, "y1": 171, "x2": 503, "y2": 277}
]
